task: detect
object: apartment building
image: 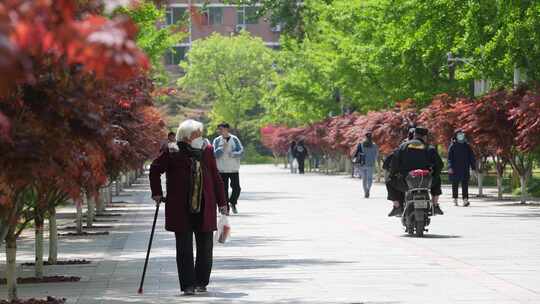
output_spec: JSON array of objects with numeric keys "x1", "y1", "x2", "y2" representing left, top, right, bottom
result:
[{"x1": 164, "y1": 0, "x2": 281, "y2": 66}]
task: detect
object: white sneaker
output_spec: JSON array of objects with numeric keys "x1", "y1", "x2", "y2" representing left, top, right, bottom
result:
[{"x1": 453, "y1": 198, "x2": 459, "y2": 206}]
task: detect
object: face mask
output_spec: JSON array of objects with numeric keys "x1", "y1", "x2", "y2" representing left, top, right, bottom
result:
[
  {"x1": 456, "y1": 133, "x2": 465, "y2": 142},
  {"x1": 167, "y1": 142, "x2": 179, "y2": 152},
  {"x1": 190, "y1": 137, "x2": 204, "y2": 150}
]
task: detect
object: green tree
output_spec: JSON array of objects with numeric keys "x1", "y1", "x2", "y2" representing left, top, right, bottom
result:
[
  {"x1": 179, "y1": 32, "x2": 275, "y2": 136},
  {"x1": 458, "y1": 1, "x2": 540, "y2": 87}
]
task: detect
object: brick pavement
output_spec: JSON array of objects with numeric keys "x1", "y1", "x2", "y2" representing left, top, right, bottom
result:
[{"x1": 1, "y1": 165, "x2": 540, "y2": 304}]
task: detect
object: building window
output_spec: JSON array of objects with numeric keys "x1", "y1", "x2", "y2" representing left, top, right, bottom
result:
[
  {"x1": 165, "y1": 7, "x2": 186, "y2": 25},
  {"x1": 237, "y1": 6, "x2": 259, "y2": 25},
  {"x1": 208, "y1": 7, "x2": 223, "y2": 25},
  {"x1": 165, "y1": 46, "x2": 188, "y2": 66}
]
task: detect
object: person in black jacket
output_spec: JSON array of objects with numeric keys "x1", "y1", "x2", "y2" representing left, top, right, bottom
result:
[
  {"x1": 293, "y1": 139, "x2": 309, "y2": 174},
  {"x1": 384, "y1": 127, "x2": 415, "y2": 215},
  {"x1": 448, "y1": 130, "x2": 476, "y2": 206},
  {"x1": 387, "y1": 127, "x2": 444, "y2": 216}
]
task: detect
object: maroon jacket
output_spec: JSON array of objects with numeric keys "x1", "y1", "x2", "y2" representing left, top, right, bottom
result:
[{"x1": 149, "y1": 143, "x2": 227, "y2": 233}]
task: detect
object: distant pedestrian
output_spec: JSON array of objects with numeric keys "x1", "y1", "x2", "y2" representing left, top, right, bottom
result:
[
  {"x1": 167, "y1": 131, "x2": 176, "y2": 143},
  {"x1": 149, "y1": 119, "x2": 228, "y2": 296},
  {"x1": 161, "y1": 132, "x2": 178, "y2": 152},
  {"x1": 288, "y1": 141, "x2": 298, "y2": 174},
  {"x1": 448, "y1": 130, "x2": 476, "y2": 207},
  {"x1": 213, "y1": 123, "x2": 244, "y2": 214},
  {"x1": 293, "y1": 139, "x2": 309, "y2": 174},
  {"x1": 353, "y1": 132, "x2": 379, "y2": 198}
]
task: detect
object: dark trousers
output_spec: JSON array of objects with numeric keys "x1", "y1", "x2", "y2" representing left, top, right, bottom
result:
[
  {"x1": 220, "y1": 172, "x2": 241, "y2": 206},
  {"x1": 174, "y1": 231, "x2": 213, "y2": 291},
  {"x1": 297, "y1": 157, "x2": 306, "y2": 174},
  {"x1": 452, "y1": 179, "x2": 469, "y2": 199},
  {"x1": 386, "y1": 180, "x2": 405, "y2": 206}
]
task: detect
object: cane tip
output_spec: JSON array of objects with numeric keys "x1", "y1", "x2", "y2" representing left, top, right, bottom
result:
[{"x1": 138, "y1": 288, "x2": 143, "y2": 294}]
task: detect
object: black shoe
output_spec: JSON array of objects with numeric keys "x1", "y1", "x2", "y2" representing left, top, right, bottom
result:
[
  {"x1": 195, "y1": 286, "x2": 207, "y2": 293},
  {"x1": 231, "y1": 205, "x2": 238, "y2": 214},
  {"x1": 364, "y1": 192, "x2": 369, "y2": 198},
  {"x1": 433, "y1": 205, "x2": 444, "y2": 215},
  {"x1": 388, "y1": 207, "x2": 403, "y2": 217},
  {"x1": 183, "y1": 287, "x2": 195, "y2": 296}
]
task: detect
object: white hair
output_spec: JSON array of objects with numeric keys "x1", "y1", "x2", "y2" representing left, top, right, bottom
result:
[{"x1": 177, "y1": 119, "x2": 204, "y2": 141}]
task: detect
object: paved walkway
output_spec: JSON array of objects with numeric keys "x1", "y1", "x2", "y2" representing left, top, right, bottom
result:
[{"x1": 2, "y1": 165, "x2": 540, "y2": 304}]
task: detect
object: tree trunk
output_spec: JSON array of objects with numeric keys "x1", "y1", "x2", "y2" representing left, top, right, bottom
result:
[
  {"x1": 520, "y1": 175, "x2": 528, "y2": 204},
  {"x1": 48, "y1": 207, "x2": 58, "y2": 264},
  {"x1": 496, "y1": 171, "x2": 503, "y2": 200},
  {"x1": 76, "y1": 199, "x2": 83, "y2": 234},
  {"x1": 6, "y1": 233, "x2": 17, "y2": 301},
  {"x1": 376, "y1": 158, "x2": 383, "y2": 182},
  {"x1": 477, "y1": 171, "x2": 484, "y2": 197},
  {"x1": 107, "y1": 185, "x2": 113, "y2": 207},
  {"x1": 96, "y1": 189, "x2": 105, "y2": 214},
  {"x1": 122, "y1": 173, "x2": 128, "y2": 188},
  {"x1": 115, "y1": 179, "x2": 121, "y2": 196},
  {"x1": 344, "y1": 156, "x2": 352, "y2": 174},
  {"x1": 86, "y1": 194, "x2": 95, "y2": 228},
  {"x1": 0, "y1": 199, "x2": 22, "y2": 248},
  {"x1": 34, "y1": 216, "x2": 44, "y2": 278}
]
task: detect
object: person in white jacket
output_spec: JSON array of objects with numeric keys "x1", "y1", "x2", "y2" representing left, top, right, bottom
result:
[{"x1": 213, "y1": 123, "x2": 244, "y2": 214}]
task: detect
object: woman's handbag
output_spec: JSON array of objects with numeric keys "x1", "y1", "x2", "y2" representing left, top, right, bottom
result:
[{"x1": 216, "y1": 215, "x2": 231, "y2": 244}]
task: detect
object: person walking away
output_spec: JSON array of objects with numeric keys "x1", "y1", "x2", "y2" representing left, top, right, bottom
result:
[
  {"x1": 288, "y1": 141, "x2": 298, "y2": 174},
  {"x1": 448, "y1": 130, "x2": 476, "y2": 206},
  {"x1": 387, "y1": 127, "x2": 444, "y2": 216},
  {"x1": 149, "y1": 119, "x2": 228, "y2": 296},
  {"x1": 353, "y1": 132, "x2": 379, "y2": 198},
  {"x1": 213, "y1": 123, "x2": 244, "y2": 214},
  {"x1": 293, "y1": 139, "x2": 309, "y2": 174}
]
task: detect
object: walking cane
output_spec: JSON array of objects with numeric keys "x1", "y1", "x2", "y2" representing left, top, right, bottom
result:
[{"x1": 138, "y1": 197, "x2": 164, "y2": 294}]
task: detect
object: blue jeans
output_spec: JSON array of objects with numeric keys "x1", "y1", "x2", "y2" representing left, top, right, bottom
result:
[{"x1": 360, "y1": 166, "x2": 374, "y2": 194}]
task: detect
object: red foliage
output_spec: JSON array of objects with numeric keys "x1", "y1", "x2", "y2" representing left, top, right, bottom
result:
[
  {"x1": 418, "y1": 94, "x2": 462, "y2": 149},
  {"x1": 0, "y1": 0, "x2": 148, "y2": 97},
  {"x1": 0, "y1": 0, "x2": 164, "y2": 232},
  {"x1": 509, "y1": 87, "x2": 540, "y2": 152},
  {"x1": 372, "y1": 110, "x2": 417, "y2": 155},
  {"x1": 459, "y1": 89, "x2": 517, "y2": 159}
]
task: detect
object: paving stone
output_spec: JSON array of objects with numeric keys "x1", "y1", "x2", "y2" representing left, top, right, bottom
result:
[{"x1": 1, "y1": 166, "x2": 540, "y2": 303}]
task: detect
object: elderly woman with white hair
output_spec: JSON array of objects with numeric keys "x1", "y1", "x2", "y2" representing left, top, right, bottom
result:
[{"x1": 150, "y1": 119, "x2": 228, "y2": 296}]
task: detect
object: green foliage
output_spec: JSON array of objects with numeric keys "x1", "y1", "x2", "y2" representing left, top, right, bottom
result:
[
  {"x1": 242, "y1": 144, "x2": 274, "y2": 164},
  {"x1": 115, "y1": 1, "x2": 186, "y2": 83},
  {"x1": 265, "y1": 0, "x2": 540, "y2": 126},
  {"x1": 458, "y1": 1, "x2": 540, "y2": 86},
  {"x1": 179, "y1": 32, "x2": 275, "y2": 133}
]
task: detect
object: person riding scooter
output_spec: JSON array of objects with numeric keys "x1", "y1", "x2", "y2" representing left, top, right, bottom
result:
[{"x1": 387, "y1": 127, "x2": 444, "y2": 216}]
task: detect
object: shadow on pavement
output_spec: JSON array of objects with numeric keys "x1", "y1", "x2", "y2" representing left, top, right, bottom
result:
[
  {"x1": 213, "y1": 257, "x2": 352, "y2": 270},
  {"x1": 401, "y1": 234, "x2": 462, "y2": 239},
  {"x1": 240, "y1": 191, "x2": 303, "y2": 201},
  {"x1": 467, "y1": 210, "x2": 540, "y2": 219}
]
